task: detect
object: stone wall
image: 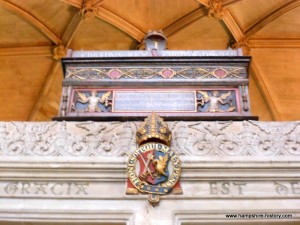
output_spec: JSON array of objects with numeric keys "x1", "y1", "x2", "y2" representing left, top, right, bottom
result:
[{"x1": 0, "y1": 120, "x2": 300, "y2": 225}]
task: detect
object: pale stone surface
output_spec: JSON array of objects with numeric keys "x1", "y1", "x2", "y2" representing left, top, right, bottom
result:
[
  {"x1": 70, "y1": 49, "x2": 241, "y2": 58},
  {"x1": 0, "y1": 120, "x2": 299, "y2": 224},
  {"x1": 1, "y1": 120, "x2": 299, "y2": 157}
]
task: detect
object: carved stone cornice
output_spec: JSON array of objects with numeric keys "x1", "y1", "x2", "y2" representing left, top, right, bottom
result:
[{"x1": 0, "y1": 120, "x2": 299, "y2": 157}]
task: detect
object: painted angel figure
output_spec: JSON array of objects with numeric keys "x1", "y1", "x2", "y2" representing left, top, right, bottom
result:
[
  {"x1": 197, "y1": 90, "x2": 236, "y2": 113},
  {"x1": 76, "y1": 90, "x2": 112, "y2": 112}
]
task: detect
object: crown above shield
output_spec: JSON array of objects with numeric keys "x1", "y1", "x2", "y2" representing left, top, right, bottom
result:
[{"x1": 136, "y1": 112, "x2": 172, "y2": 146}]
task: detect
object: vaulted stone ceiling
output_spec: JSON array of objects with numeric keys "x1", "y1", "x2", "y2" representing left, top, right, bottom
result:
[{"x1": 0, "y1": 0, "x2": 300, "y2": 121}]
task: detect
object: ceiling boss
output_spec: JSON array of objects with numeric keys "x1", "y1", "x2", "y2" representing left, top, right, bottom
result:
[{"x1": 126, "y1": 112, "x2": 182, "y2": 205}]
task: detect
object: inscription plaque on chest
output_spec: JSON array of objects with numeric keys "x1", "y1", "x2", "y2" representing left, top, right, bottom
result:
[{"x1": 113, "y1": 91, "x2": 196, "y2": 112}]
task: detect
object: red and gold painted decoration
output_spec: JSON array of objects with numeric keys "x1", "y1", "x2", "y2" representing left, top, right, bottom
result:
[
  {"x1": 160, "y1": 68, "x2": 175, "y2": 79},
  {"x1": 108, "y1": 69, "x2": 122, "y2": 80},
  {"x1": 56, "y1": 57, "x2": 256, "y2": 121},
  {"x1": 213, "y1": 68, "x2": 228, "y2": 78},
  {"x1": 65, "y1": 67, "x2": 243, "y2": 80},
  {"x1": 126, "y1": 112, "x2": 182, "y2": 205}
]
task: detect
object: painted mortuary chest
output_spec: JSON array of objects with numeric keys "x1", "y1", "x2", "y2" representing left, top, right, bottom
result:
[{"x1": 54, "y1": 55, "x2": 258, "y2": 121}]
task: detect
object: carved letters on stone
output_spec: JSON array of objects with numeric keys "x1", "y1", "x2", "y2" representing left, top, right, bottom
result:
[
  {"x1": 2, "y1": 180, "x2": 300, "y2": 198},
  {"x1": 274, "y1": 181, "x2": 300, "y2": 195},
  {"x1": 4, "y1": 182, "x2": 89, "y2": 196},
  {"x1": 209, "y1": 181, "x2": 247, "y2": 196}
]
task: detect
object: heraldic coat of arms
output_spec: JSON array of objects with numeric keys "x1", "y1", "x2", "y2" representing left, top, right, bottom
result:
[{"x1": 126, "y1": 112, "x2": 182, "y2": 205}]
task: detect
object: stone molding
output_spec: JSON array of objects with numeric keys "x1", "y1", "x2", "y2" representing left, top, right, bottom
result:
[
  {"x1": 0, "y1": 208, "x2": 134, "y2": 224},
  {"x1": 0, "y1": 120, "x2": 299, "y2": 225},
  {"x1": 0, "y1": 120, "x2": 299, "y2": 158},
  {"x1": 173, "y1": 210, "x2": 300, "y2": 225},
  {"x1": 70, "y1": 49, "x2": 241, "y2": 57}
]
